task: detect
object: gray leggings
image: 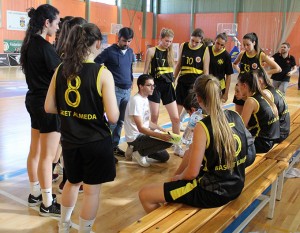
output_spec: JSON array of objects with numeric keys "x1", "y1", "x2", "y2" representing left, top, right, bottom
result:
[{"x1": 128, "y1": 134, "x2": 172, "y2": 161}]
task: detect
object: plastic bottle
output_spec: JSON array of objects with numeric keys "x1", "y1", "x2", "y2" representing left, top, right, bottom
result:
[{"x1": 181, "y1": 109, "x2": 203, "y2": 145}]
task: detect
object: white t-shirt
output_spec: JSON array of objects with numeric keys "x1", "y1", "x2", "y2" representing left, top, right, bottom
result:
[{"x1": 124, "y1": 93, "x2": 150, "y2": 142}]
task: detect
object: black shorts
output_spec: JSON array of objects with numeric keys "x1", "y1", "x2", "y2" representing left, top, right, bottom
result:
[
  {"x1": 148, "y1": 80, "x2": 176, "y2": 105},
  {"x1": 62, "y1": 137, "x2": 116, "y2": 185},
  {"x1": 175, "y1": 82, "x2": 194, "y2": 105},
  {"x1": 25, "y1": 95, "x2": 60, "y2": 133},
  {"x1": 233, "y1": 96, "x2": 245, "y2": 106},
  {"x1": 164, "y1": 179, "x2": 235, "y2": 208}
]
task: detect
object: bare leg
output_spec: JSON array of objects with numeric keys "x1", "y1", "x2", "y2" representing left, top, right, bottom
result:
[
  {"x1": 53, "y1": 142, "x2": 62, "y2": 164},
  {"x1": 177, "y1": 104, "x2": 184, "y2": 118},
  {"x1": 149, "y1": 101, "x2": 160, "y2": 125},
  {"x1": 139, "y1": 183, "x2": 166, "y2": 213},
  {"x1": 61, "y1": 181, "x2": 81, "y2": 207},
  {"x1": 165, "y1": 101, "x2": 180, "y2": 134},
  {"x1": 27, "y1": 128, "x2": 41, "y2": 182},
  {"x1": 38, "y1": 132, "x2": 61, "y2": 189},
  {"x1": 80, "y1": 184, "x2": 101, "y2": 220}
]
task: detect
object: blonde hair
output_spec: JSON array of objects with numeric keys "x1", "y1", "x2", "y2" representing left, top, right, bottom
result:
[
  {"x1": 160, "y1": 28, "x2": 174, "y2": 67},
  {"x1": 194, "y1": 75, "x2": 236, "y2": 170}
]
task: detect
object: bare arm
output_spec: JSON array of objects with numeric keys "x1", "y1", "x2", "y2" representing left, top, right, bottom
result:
[
  {"x1": 241, "y1": 98, "x2": 256, "y2": 127},
  {"x1": 287, "y1": 65, "x2": 298, "y2": 76},
  {"x1": 233, "y1": 52, "x2": 244, "y2": 73},
  {"x1": 172, "y1": 123, "x2": 206, "y2": 181},
  {"x1": 173, "y1": 43, "x2": 184, "y2": 80},
  {"x1": 203, "y1": 46, "x2": 210, "y2": 75},
  {"x1": 222, "y1": 74, "x2": 231, "y2": 102},
  {"x1": 143, "y1": 47, "x2": 155, "y2": 74},
  {"x1": 149, "y1": 121, "x2": 167, "y2": 132},
  {"x1": 100, "y1": 68, "x2": 119, "y2": 124},
  {"x1": 45, "y1": 69, "x2": 58, "y2": 114},
  {"x1": 133, "y1": 115, "x2": 172, "y2": 141},
  {"x1": 262, "y1": 53, "x2": 282, "y2": 75}
]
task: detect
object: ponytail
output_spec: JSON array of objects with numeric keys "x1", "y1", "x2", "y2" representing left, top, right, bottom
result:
[
  {"x1": 62, "y1": 23, "x2": 103, "y2": 80},
  {"x1": 194, "y1": 75, "x2": 236, "y2": 170},
  {"x1": 20, "y1": 4, "x2": 59, "y2": 74}
]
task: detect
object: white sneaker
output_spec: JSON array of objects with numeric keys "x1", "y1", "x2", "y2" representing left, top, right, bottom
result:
[
  {"x1": 132, "y1": 151, "x2": 150, "y2": 167},
  {"x1": 125, "y1": 145, "x2": 133, "y2": 160},
  {"x1": 58, "y1": 221, "x2": 72, "y2": 233},
  {"x1": 173, "y1": 145, "x2": 185, "y2": 157}
]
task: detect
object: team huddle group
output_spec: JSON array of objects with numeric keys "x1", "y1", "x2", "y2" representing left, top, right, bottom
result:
[{"x1": 20, "y1": 3, "x2": 298, "y2": 233}]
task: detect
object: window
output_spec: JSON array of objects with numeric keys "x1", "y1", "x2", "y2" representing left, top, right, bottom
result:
[
  {"x1": 146, "y1": 0, "x2": 151, "y2": 12},
  {"x1": 90, "y1": 0, "x2": 116, "y2": 5}
]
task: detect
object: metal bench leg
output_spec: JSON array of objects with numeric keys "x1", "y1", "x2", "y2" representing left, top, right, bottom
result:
[
  {"x1": 268, "y1": 178, "x2": 278, "y2": 219},
  {"x1": 233, "y1": 195, "x2": 270, "y2": 233},
  {"x1": 276, "y1": 170, "x2": 286, "y2": 201}
]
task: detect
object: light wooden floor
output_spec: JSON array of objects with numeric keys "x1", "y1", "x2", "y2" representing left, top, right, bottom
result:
[{"x1": 0, "y1": 63, "x2": 299, "y2": 233}]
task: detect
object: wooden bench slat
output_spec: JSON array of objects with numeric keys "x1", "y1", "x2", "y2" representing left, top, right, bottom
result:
[
  {"x1": 289, "y1": 122, "x2": 300, "y2": 134},
  {"x1": 244, "y1": 159, "x2": 277, "y2": 187},
  {"x1": 266, "y1": 126, "x2": 300, "y2": 159},
  {"x1": 119, "y1": 203, "x2": 183, "y2": 233},
  {"x1": 193, "y1": 161, "x2": 288, "y2": 233},
  {"x1": 144, "y1": 205, "x2": 199, "y2": 233},
  {"x1": 291, "y1": 108, "x2": 300, "y2": 124},
  {"x1": 170, "y1": 206, "x2": 224, "y2": 233},
  {"x1": 245, "y1": 155, "x2": 265, "y2": 174},
  {"x1": 271, "y1": 144, "x2": 299, "y2": 162}
]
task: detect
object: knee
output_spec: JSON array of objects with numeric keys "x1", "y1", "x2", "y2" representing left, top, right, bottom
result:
[
  {"x1": 171, "y1": 117, "x2": 180, "y2": 124},
  {"x1": 138, "y1": 187, "x2": 146, "y2": 203}
]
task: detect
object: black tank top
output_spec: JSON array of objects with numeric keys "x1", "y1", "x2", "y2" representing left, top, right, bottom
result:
[
  {"x1": 55, "y1": 62, "x2": 111, "y2": 148},
  {"x1": 197, "y1": 110, "x2": 248, "y2": 198},
  {"x1": 150, "y1": 47, "x2": 174, "y2": 83},
  {"x1": 178, "y1": 42, "x2": 206, "y2": 84},
  {"x1": 240, "y1": 51, "x2": 263, "y2": 73},
  {"x1": 248, "y1": 92, "x2": 280, "y2": 140},
  {"x1": 266, "y1": 86, "x2": 290, "y2": 140}
]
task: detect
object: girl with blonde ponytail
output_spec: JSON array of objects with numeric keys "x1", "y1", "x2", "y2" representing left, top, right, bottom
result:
[{"x1": 139, "y1": 74, "x2": 253, "y2": 213}]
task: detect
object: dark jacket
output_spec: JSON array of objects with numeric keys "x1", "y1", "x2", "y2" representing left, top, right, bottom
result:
[{"x1": 95, "y1": 44, "x2": 135, "y2": 89}]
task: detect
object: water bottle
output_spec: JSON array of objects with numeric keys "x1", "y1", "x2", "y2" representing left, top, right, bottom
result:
[{"x1": 181, "y1": 109, "x2": 203, "y2": 145}]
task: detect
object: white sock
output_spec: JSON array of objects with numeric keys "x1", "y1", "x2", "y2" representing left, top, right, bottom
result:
[
  {"x1": 41, "y1": 188, "x2": 53, "y2": 207},
  {"x1": 79, "y1": 217, "x2": 95, "y2": 233},
  {"x1": 60, "y1": 205, "x2": 74, "y2": 223},
  {"x1": 30, "y1": 181, "x2": 41, "y2": 197}
]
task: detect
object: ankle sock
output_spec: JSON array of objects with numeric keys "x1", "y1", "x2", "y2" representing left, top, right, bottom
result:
[
  {"x1": 79, "y1": 217, "x2": 95, "y2": 233},
  {"x1": 41, "y1": 188, "x2": 53, "y2": 207},
  {"x1": 30, "y1": 181, "x2": 41, "y2": 197}
]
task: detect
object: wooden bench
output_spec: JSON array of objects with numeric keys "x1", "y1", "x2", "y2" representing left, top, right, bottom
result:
[
  {"x1": 120, "y1": 108, "x2": 300, "y2": 233},
  {"x1": 120, "y1": 159, "x2": 288, "y2": 233}
]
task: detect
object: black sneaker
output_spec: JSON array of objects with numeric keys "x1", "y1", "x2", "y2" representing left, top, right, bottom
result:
[
  {"x1": 28, "y1": 193, "x2": 57, "y2": 207},
  {"x1": 113, "y1": 146, "x2": 125, "y2": 157},
  {"x1": 28, "y1": 194, "x2": 42, "y2": 207},
  {"x1": 39, "y1": 198, "x2": 61, "y2": 217}
]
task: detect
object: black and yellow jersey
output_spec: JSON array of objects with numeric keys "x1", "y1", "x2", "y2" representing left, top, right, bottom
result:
[
  {"x1": 197, "y1": 110, "x2": 249, "y2": 198},
  {"x1": 247, "y1": 92, "x2": 280, "y2": 140},
  {"x1": 265, "y1": 86, "x2": 290, "y2": 141},
  {"x1": 55, "y1": 61, "x2": 111, "y2": 148},
  {"x1": 149, "y1": 47, "x2": 174, "y2": 83},
  {"x1": 178, "y1": 42, "x2": 207, "y2": 84},
  {"x1": 240, "y1": 51, "x2": 263, "y2": 73},
  {"x1": 208, "y1": 46, "x2": 233, "y2": 90}
]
